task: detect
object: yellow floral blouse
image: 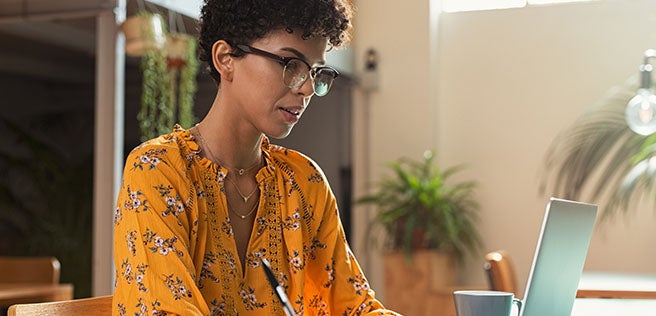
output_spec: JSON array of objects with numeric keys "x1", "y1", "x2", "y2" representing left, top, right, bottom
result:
[{"x1": 113, "y1": 126, "x2": 397, "y2": 316}]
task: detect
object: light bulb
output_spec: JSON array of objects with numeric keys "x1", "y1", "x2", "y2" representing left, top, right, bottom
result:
[{"x1": 626, "y1": 88, "x2": 656, "y2": 135}]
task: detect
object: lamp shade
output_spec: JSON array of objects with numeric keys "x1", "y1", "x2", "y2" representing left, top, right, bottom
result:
[{"x1": 626, "y1": 88, "x2": 656, "y2": 136}]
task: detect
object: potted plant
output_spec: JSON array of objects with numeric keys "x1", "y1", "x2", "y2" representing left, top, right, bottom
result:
[
  {"x1": 541, "y1": 78, "x2": 651, "y2": 220},
  {"x1": 357, "y1": 150, "x2": 482, "y2": 313},
  {"x1": 121, "y1": 11, "x2": 166, "y2": 57}
]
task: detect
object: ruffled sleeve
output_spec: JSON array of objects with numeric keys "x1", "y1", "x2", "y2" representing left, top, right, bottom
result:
[{"x1": 112, "y1": 136, "x2": 209, "y2": 316}]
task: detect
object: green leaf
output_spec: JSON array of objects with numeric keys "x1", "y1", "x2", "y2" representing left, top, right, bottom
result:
[
  {"x1": 356, "y1": 150, "x2": 482, "y2": 261},
  {"x1": 541, "y1": 78, "x2": 656, "y2": 220}
]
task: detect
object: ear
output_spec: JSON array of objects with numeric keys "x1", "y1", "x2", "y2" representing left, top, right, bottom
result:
[{"x1": 212, "y1": 40, "x2": 235, "y2": 82}]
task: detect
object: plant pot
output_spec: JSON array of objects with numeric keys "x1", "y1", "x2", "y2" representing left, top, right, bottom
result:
[
  {"x1": 121, "y1": 13, "x2": 166, "y2": 57},
  {"x1": 383, "y1": 250, "x2": 457, "y2": 315},
  {"x1": 166, "y1": 33, "x2": 192, "y2": 68}
]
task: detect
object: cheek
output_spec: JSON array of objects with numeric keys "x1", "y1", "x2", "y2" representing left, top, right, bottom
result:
[
  {"x1": 242, "y1": 59, "x2": 283, "y2": 87},
  {"x1": 254, "y1": 74, "x2": 290, "y2": 102},
  {"x1": 239, "y1": 77, "x2": 288, "y2": 112},
  {"x1": 234, "y1": 60, "x2": 290, "y2": 102},
  {"x1": 260, "y1": 68, "x2": 288, "y2": 93}
]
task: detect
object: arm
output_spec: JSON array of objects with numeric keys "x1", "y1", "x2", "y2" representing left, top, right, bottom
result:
[
  {"x1": 112, "y1": 144, "x2": 209, "y2": 316},
  {"x1": 305, "y1": 167, "x2": 400, "y2": 316}
]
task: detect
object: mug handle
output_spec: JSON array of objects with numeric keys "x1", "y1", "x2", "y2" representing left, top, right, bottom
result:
[{"x1": 513, "y1": 298, "x2": 523, "y2": 316}]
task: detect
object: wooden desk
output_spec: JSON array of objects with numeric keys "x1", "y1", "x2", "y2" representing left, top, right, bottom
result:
[
  {"x1": 0, "y1": 283, "x2": 73, "y2": 307},
  {"x1": 430, "y1": 273, "x2": 656, "y2": 316},
  {"x1": 577, "y1": 289, "x2": 656, "y2": 299},
  {"x1": 576, "y1": 272, "x2": 656, "y2": 299},
  {"x1": 572, "y1": 272, "x2": 656, "y2": 316}
]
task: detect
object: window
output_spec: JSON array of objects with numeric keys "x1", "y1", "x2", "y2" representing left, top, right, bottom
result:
[
  {"x1": 528, "y1": 0, "x2": 594, "y2": 4},
  {"x1": 442, "y1": 0, "x2": 598, "y2": 13}
]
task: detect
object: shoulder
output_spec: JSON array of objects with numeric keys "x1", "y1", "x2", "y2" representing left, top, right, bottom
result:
[
  {"x1": 266, "y1": 143, "x2": 327, "y2": 185},
  {"x1": 123, "y1": 128, "x2": 197, "y2": 180}
]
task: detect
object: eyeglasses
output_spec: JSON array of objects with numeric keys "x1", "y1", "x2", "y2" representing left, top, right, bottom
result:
[{"x1": 235, "y1": 44, "x2": 339, "y2": 97}]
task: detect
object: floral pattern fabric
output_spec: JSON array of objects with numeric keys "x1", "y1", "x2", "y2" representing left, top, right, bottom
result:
[{"x1": 112, "y1": 126, "x2": 398, "y2": 316}]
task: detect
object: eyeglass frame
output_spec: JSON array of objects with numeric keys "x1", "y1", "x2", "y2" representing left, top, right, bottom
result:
[{"x1": 232, "y1": 44, "x2": 339, "y2": 96}]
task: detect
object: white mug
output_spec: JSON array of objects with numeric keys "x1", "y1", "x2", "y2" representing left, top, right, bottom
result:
[{"x1": 453, "y1": 290, "x2": 522, "y2": 316}]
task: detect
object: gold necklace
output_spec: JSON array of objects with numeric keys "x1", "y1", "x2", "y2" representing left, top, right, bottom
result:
[
  {"x1": 233, "y1": 161, "x2": 261, "y2": 176},
  {"x1": 194, "y1": 125, "x2": 260, "y2": 220},
  {"x1": 194, "y1": 125, "x2": 261, "y2": 176},
  {"x1": 226, "y1": 176, "x2": 259, "y2": 203},
  {"x1": 228, "y1": 199, "x2": 259, "y2": 219}
]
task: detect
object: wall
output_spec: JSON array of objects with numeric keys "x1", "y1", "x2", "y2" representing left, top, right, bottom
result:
[
  {"x1": 352, "y1": 0, "x2": 656, "y2": 300},
  {"x1": 351, "y1": 0, "x2": 436, "y2": 299}
]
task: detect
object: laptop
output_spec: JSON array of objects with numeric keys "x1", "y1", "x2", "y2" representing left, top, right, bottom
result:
[{"x1": 520, "y1": 198, "x2": 597, "y2": 316}]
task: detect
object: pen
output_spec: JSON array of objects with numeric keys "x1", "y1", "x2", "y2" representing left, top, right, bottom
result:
[{"x1": 261, "y1": 258, "x2": 296, "y2": 316}]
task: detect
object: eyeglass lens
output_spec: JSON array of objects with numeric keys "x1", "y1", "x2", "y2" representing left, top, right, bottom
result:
[
  {"x1": 282, "y1": 59, "x2": 336, "y2": 97},
  {"x1": 313, "y1": 70, "x2": 335, "y2": 96}
]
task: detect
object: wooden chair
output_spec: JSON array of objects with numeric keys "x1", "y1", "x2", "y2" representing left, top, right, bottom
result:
[
  {"x1": 0, "y1": 257, "x2": 73, "y2": 308},
  {"x1": 7, "y1": 295, "x2": 112, "y2": 316},
  {"x1": 483, "y1": 250, "x2": 519, "y2": 296},
  {"x1": 0, "y1": 257, "x2": 61, "y2": 284}
]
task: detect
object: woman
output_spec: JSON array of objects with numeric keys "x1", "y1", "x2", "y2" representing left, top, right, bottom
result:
[{"x1": 112, "y1": 0, "x2": 398, "y2": 315}]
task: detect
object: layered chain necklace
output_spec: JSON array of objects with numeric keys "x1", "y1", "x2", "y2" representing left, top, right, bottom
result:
[
  {"x1": 225, "y1": 177, "x2": 258, "y2": 203},
  {"x1": 195, "y1": 125, "x2": 262, "y2": 219},
  {"x1": 226, "y1": 195, "x2": 259, "y2": 219}
]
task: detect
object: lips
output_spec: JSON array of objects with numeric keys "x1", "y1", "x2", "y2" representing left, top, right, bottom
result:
[
  {"x1": 281, "y1": 107, "x2": 300, "y2": 116},
  {"x1": 279, "y1": 106, "x2": 304, "y2": 124}
]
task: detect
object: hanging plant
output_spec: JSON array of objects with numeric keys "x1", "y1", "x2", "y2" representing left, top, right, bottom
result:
[
  {"x1": 137, "y1": 48, "x2": 171, "y2": 141},
  {"x1": 122, "y1": 11, "x2": 198, "y2": 141},
  {"x1": 166, "y1": 33, "x2": 198, "y2": 129}
]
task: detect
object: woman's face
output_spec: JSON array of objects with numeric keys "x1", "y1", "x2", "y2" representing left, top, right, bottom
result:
[{"x1": 228, "y1": 30, "x2": 329, "y2": 139}]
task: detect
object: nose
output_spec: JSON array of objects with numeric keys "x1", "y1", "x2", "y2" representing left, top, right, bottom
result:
[
  {"x1": 303, "y1": 95, "x2": 312, "y2": 107},
  {"x1": 293, "y1": 75, "x2": 315, "y2": 98}
]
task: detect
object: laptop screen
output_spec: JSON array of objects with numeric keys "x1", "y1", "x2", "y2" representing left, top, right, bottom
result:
[{"x1": 520, "y1": 198, "x2": 597, "y2": 316}]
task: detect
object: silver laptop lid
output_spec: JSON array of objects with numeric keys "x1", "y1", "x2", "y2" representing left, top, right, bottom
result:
[{"x1": 520, "y1": 198, "x2": 597, "y2": 316}]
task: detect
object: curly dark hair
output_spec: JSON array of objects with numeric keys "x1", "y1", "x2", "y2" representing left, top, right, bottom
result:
[{"x1": 198, "y1": 0, "x2": 354, "y2": 84}]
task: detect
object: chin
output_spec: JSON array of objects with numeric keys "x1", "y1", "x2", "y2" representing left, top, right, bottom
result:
[{"x1": 266, "y1": 127, "x2": 294, "y2": 140}]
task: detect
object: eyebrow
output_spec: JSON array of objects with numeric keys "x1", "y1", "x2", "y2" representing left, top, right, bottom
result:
[{"x1": 280, "y1": 47, "x2": 326, "y2": 65}]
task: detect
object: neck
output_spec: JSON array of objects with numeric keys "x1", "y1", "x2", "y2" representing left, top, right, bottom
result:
[{"x1": 196, "y1": 96, "x2": 264, "y2": 171}]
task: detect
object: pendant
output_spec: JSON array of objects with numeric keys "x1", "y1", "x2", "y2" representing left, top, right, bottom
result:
[{"x1": 238, "y1": 168, "x2": 245, "y2": 176}]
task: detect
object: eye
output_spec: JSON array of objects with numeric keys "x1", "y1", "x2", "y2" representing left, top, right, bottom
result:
[{"x1": 285, "y1": 59, "x2": 305, "y2": 74}]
